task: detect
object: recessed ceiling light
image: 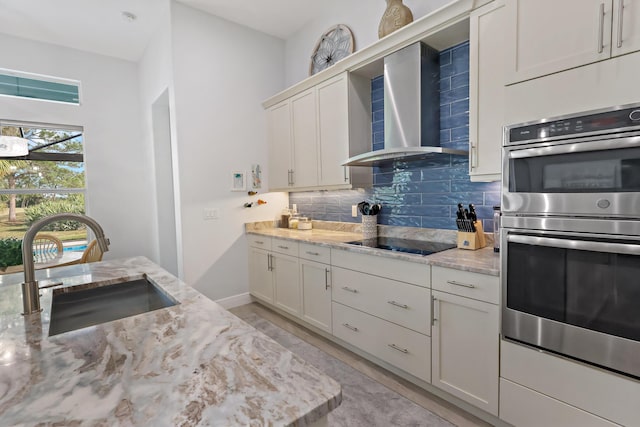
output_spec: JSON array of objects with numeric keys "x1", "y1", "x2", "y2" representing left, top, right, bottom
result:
[{"x1": 121, "y1": 11, "x2": 137, "y2": 23}]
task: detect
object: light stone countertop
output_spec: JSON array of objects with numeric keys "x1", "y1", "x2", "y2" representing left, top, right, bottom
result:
[
  {"x1": 246, "y1": 221, "x2": 499, "y2": 276},
  {"x1": 0, "y1": 257, "x2": 341, "y2": 426}
]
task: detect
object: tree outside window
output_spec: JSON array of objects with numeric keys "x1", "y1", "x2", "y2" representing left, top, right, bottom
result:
[{"x1": 0, "y1": 123, "x2": 87, "y2": 246}]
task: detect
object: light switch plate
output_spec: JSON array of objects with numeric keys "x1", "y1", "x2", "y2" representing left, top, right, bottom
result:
[
  {"x1": 351, "y1": 205, "x2": 358, "y2": 217},
  {"x1": 204, "y1": 208, "x2": 219, "y2": 220}
]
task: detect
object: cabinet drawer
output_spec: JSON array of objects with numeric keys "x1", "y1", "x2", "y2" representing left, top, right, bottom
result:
[
  {"x1": 247, "y1": 234, "x2": 271, "y2": 250},
  {"x1": 331, "y1": 249, "x2": 429, "y2": 287},
  {"x1": 299, "y1": 243, "x2": 330, "y2": 264},
  {"x1": 500, "y1": 379, "x2": 618, "y2": 427},
  {"x1": 332, "y1": 302, "x2": 431, "y2": 382},
  {"x1": 332, "y1": 267, "x2": 431, "y2": 335},
  {"x1": 432, "y1": 266, "x2": 499, "y2": 304},
  {"x1": 501, "y1": 340, "x2": 640, "y2": 427},
  {"x1": 271, "y1": 238, "x2": 299, "y2": 256}
]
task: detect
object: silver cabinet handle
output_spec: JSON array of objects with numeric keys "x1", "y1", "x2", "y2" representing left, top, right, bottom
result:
[
  {"x1": 344, "y1": 166, "x2": 349, "y2": 182},
  {"x1": 342, "y1": 323, "x2": 358, "y2": 332},
  {"x1": 267, "y1": 253, "x2": 272, "y2": 271},
  {"x1": 290, "y1": 169, "x2": 295, "y2": 186},
  {"x1": 431, "y1": 296, "x2": 438, "y2": 326},
  {"x1": 446, "y1": 280, "x2": 476, "y2": 289},
  {"x1": 617, "y1": 0, "x2": 624, "y2": 48},
  {"x1": 254, "y1": 240, "x2": 264, "y2": 245},
  {"x1": 598, "y1": 2, "x2": 606, "y2": 53},
  {"x1": 306, "y1": 251, "x2": 320, "y2": 256},
  {"x1": 387, "y1": 300, "x2": 409, "y2": 309},
  {"x1": 325, "y1": 268, "x2": 330, "y2": 290},
  {"x1": 388, "y1": 343, "x2": 409, "y2": 354},
  {"x1": 341, "y1": 286, "x2": 358, "y2": 293},
  {"x1": 469, "y1": 141, "x2": 478, "y2": 170},
  {"x1": 277, "y1": 245, "x2": 289, "y2": 250}
]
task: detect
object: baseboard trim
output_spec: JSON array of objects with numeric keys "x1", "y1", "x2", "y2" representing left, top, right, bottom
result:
[{"x1": 215, "y1": 292, "x2": 253, "y2": 309}]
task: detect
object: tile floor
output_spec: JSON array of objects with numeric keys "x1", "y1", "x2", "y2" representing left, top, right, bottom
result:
[{"x1": 229, "y1": 303, "x2": 491, "y2": 427}]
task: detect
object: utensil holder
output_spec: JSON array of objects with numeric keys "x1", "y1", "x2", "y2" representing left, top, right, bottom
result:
[
  {"x1": 456, "y1": 221, "x2": 487, "y2": 250},
  {"x1": 362, "y1": 215, "x2": 378, "y2": 240}
]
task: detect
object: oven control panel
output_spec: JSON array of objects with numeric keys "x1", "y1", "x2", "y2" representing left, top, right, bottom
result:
[{"x1": 508, "y1": 104, "x2": 640, "y2": 143}]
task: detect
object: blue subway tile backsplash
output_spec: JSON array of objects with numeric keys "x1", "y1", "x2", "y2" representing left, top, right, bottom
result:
[{"x1": 289, "y1": 41, "x2": 501, "y2": 232}]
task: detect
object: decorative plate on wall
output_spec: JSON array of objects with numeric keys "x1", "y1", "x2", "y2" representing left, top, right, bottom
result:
[{"x1": 309, "y1": 24, "x2": 355, "y2": 76}]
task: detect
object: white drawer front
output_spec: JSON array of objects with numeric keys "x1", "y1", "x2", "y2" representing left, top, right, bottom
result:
[
  {"x1": 331, "y1": 249, "x2": 429, "y2": 287},
  {"x1": 271, "y1": 238, "x2": 299, "y2": 256},
  {"x1": 501, "y1": 340, "x2": 640, "y2": 427},
  {"x1": 247, "y1": 234, "x2": 271, "y2": 250},
  {"x1": 500, "y1": 379, "x2": 619, "y2": 427},
  {"x1": 432, "y1": 266, "x2": 499, "y2": 304},
  {"x1": 299, "y1": 243, "x2": 331, "y2": 264},
  {"x1": 332, "y1": 267, "x2": 430, "y2": 335},
  {"x1": 332, "y1": 302, "x2": 431, "y2": 383}
]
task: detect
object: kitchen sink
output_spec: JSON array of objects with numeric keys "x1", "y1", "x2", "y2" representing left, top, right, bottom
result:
[{"x1": 48, "y1": 276, "x2": 178, "y2": 336}]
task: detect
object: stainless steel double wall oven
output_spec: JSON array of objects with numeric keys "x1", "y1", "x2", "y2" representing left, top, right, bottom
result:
[{"x1": 501, "y1": 102, "x2": 640, "y2": 379}]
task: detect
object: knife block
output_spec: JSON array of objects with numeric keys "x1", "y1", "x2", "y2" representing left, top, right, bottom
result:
[{"x1": 456, "y1": 221, "x2": 486, "y2": 250}]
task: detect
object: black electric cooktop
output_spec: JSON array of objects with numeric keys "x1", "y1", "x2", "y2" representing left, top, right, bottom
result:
[{"x1": 344, "y1": 237, "x2": 456, "y2": 256}]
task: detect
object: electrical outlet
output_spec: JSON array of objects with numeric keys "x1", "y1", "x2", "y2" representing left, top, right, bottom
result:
[
  {"x1": 204, "y1": 208, "x2": 220, "y2": 220},
  {"x1": 351, "y1": 205, "x2": 358, "y2": 217}
]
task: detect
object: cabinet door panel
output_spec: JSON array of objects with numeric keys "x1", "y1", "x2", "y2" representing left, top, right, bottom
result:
[
  {"x1": 432, "y1": 290, "x2": 499, "y2": 415},
  {"x1": 291, "y1": 89, "x2": 318, "y2": 188},
  {"x1": 248, "y1": 247, "x2": 273, "y2": 303},
  {"x1": 317, "y1": 74, "x2": 349, "y2": 186},
  {"x1": 506, "y1": 0, "x2": 613, "y2": 84},
  {"x1": 612, "y1": 0, "x2": 640, "y2": 56},
  {"x1": 267, "y1": 101, "x2": 292, "y2": 190},
  {"x1": 273, "y1": 253, "x2": 301, "y2": 317},
  {"x1": 469, "y1": 1, "x2": 505, "y2": 181},
  {"x1": 300, "y1": 260, "x2": 332, "y2": 333}
]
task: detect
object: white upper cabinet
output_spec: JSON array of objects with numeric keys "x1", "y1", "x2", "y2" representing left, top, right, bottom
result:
[
  {"x1": 469, "y1": 0, "x2": 505, "y2": 182},
  {"x1": 291, "y1": 89, "x2": 319, "y2": 188},
  {"x1": 267, "y1": 101, "x2": 292, "y2": 190},
  {"x1": 266, "y1": 72, "x2": 370, "y2": 192},
  {"x1": 505, "y1": 0, "x2": 640, "y2": 84},
  {"x1": 317, "y1": 74, "x2": 350, "y2": 187},
  {"x1": 612, "y1": 0, "x2": 640, "y2": 56}
]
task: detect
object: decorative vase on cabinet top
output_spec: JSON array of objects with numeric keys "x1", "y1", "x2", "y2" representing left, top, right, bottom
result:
[{"x1": 378, "y1": 0, "x2": 414, "y2": 39}]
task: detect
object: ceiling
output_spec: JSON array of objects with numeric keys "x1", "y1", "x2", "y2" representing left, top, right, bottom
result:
[{"x1": 0, "y1": 0, "x2": 338, "y2": 62}]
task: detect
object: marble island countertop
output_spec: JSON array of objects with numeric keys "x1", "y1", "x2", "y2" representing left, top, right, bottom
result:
[
  {"x1": 0, "y1": 257, "x2": 341, "y2": 426},
  {"x1": 246, "y1": 221, "x2": 499, "y2": 276}
]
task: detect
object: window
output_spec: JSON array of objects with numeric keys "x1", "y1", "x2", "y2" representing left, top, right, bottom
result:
[
  {"x1": 0, "y1": 122, "x2": 87, "y2": 248},
  {"x1": 0, "y1": 69, "x2": 80, "y2": 105}
]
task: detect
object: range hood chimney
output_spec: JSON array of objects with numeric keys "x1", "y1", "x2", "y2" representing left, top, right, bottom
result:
[{"x1": 343, "y1": 42, "x2": 467, "y2": 167}]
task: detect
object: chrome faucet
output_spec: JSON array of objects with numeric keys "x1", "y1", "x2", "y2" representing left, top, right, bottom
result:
[{"x1": 21, "y1": 213, "x2": 110, "y2": 315}]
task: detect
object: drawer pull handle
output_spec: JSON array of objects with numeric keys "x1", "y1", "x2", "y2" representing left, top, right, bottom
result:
[
  {"x1": 387, "y1": 300, "x2": 408, "y2": 309},
  {"x1": 447, "y1": 280, "x2": 475, "y2": 289},
  {"x1": 254, "y1": 240, "x2": 264, "y2": 245},
  {"x1": 388, "y1": 343, "x2": 409, "y2": 354},
  {"x1": 341, "y1": 286, "x2": 358, "y2": 293},
  {"x1": 277, "y1": 245, "x2": 289, "y2": 250},
  {"x1": 325, "y1": 268, "x2": 330, "y2": 290},
  {"x1": 306, "y1": 251, "x2": 320, "y2": 256},
  {"x1": 342, "y1": 323, "x2": 359, "y2": 332}
]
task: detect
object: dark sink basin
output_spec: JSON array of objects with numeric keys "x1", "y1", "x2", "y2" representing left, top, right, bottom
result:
[{"x1": 48, "y1": 276, "x2": 178, "y2": 336}]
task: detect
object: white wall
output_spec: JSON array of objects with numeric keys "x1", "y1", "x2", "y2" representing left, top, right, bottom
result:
[
  {"x1": 284, "y1": 0, "x2": 452, "y2": 86},
  {"x1": 0, "y1": 33, "x2": 156, "y2": 261},
  {"x1": 170, "y1": 3, "x2": 288, "y2": 301}
]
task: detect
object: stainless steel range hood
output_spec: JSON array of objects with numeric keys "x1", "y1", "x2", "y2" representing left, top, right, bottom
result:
[{"x1": 343, "y1": 42, "x2": 467, "y2": 167}]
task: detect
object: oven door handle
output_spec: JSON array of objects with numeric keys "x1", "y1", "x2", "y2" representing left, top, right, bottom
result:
[
  {"x1": 508, "y1": 136, "x2": 640, "y2": 159},
  {"x1": 508, "y1": 234, "x2": 640, "y2": 256}
]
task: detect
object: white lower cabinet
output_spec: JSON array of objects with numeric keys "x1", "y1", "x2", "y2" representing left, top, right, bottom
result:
[
  {"x1": 431, "y1": 290, "x2": 499, "y2": 416},
  {"x1": 248, "y1": 246, "x2": 273, "y2": 304},
  {"x1": 272, "y1": 252, "x2": 301, "y2": 317},
  {"x1": 300, "y1": 258, "x2": 332, "y2": 333},
  {"x1": 332, "y1": 301, "x2": 431, "y2": 383},
  {"x1": 500, "y1": 378, "x2": 619, "y2": 427}
]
